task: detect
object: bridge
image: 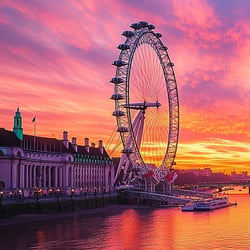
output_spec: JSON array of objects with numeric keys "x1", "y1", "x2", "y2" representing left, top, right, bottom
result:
[{"x1": 198, "y1": 181, "x2": 250, "y2": 193}]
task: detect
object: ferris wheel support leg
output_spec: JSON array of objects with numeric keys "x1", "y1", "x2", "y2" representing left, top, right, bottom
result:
[
  {"x1": 135, "y1": 110, "x2": 145, "y2": 150},
  {"x1": 123, "y1": 158, "x2": 131, "y2": 181},
  {"x1": 115, "y1": 111, "x2": 145, "y2": 184},
  {"x1": 114, "y1": 153, "x2": 128, "y2": 184}
]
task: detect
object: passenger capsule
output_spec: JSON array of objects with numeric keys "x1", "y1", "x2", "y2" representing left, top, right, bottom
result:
[
  {"x1": 117, "y1": 126, "x2": 129, "y2": 133},
  {"x1": 155, "y1": 33, "x2": 162, "y2": 38},
  {"x1": 112, "y1": 60, "x2": 127, "y2": 67},
  {"x1": 122, "y1": 31, "x2": 135, "y2": 37},
  {"x1": 130, "y1": 22, "x2": 141, "y2": 30},
  {"x1": 112, "y1": 110, "x2": 125, "y2": 117},
  {"x1": 147, "y1": 24, "x2": 155, "y2": 30},
  {"x1": 117, "y1": 44, "x2": 130, "y2": 50},
  {"x1": 167, "y1": 62, "x2": 174, "y2": 67},
  {"x1": 110, "y1": 77, "x2": 124, "y2": 84},
  {"x1": 138, "y1": 21, "x2": 148, "y2": 27},
  {"x1": 161, "y1": 46, "x2": 168, "y2": 50},
  {"x1": 110, "y1": 93, "x2": 124, "y2": 100}
]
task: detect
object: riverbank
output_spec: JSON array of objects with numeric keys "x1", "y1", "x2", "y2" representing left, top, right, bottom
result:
[
  {"x1": 0, "y1": 203, "x2": 155, "y2": 228},
  {"x1": 0, "y1": 193, "x2": 119, "y2": 225}
]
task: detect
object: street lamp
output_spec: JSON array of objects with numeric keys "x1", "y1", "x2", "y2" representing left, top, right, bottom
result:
[
  {"x1": 102, "y1": 186, "x2": 105, "y2": 206},
  {"x1": 18, "y1": 189, "x2": 22, "y2": 198},
  {"x1": 56, "y1": 188, "x2": 60, "y2": 212},
  {"x1": 85, "y1": 187, "x2": 87, "y2": 199},
  {"x1": 49, "y1": 188, "x2": 53, "y2": 196},
  {"x1": 94, "y1": 187, "x2": 97, "y2": 207}
]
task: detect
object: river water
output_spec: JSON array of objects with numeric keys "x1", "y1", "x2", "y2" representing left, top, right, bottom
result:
[{"x1": 0, "y1": 191, "x2": 249, "y2": 250}]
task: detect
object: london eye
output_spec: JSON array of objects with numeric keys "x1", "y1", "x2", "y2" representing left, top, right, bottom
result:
[{"x1": 111, "y1": 21, "x2": 179, "y2": 187}]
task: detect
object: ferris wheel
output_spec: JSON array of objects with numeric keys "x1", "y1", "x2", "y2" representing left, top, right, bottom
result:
[{"x1": 111, "y1": 21, "x2": 179, "y2": 186}]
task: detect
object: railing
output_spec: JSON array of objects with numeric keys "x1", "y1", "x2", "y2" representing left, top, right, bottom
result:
[
  {"x1": 125, "y1": 190, "x2": 190, "y2": 205},
  {"x1": 171, "y1": 189, "x2": 213, "y2": 198},
  {"x1": 0, "y1": 192, "x2": 118, "y2": 205}
]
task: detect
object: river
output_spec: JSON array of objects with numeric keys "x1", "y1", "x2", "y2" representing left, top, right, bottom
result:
[{"x1": 0, "y1": 191, "x2": 249, "y2": 250}]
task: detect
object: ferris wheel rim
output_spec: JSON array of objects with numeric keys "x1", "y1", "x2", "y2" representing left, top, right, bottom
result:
[{"x1": 111, "y1": 21, "x2": 179, "y2": 175}]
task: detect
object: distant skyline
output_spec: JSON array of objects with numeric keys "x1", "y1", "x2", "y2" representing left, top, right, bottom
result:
[{"x1": 0, "y1": 0, "x2": 249, "y2": 173}]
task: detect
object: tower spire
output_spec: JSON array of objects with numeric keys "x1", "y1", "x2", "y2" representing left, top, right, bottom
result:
[{"x1": 13, "y1": 107, "x2": 23, "y2": 140}]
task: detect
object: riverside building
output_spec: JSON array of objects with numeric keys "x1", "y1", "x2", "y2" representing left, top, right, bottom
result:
[{"x1": 0, "y1": 108, "x2": 114, "y2": 197}]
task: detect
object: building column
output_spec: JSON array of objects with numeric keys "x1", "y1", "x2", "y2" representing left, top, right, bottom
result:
[
  {"x1": 67, "y1": 167, "x2": 71, "y2": 187},
  {"x1": 33, "y1": 166, "x2": 36, "y2": 188},
  {"x1": 71, "y1": 167, "x2": 74, "y2": 188},
  {"x1": 20, "y1": 164, "x2": 24, "y2": 188},
  {"x1": 64, "y1": 166, "x2": 68, "y2": 188},
  {"x1": 55, "y1": 167, "x2": 58, "y2": 187},
  {"x1": 43, "y1": 166, "x2": 46, "y2": 188},
  {"x1": 29, "y1": 165, "x2": 32, "y2": 188},
  {"x1": 25, "y1": 165, "x2": 28, "y2": 188},
  {"x1": 59, "y1": 167, "x2": 62, "y2": 187},
  {"x1": 77, "y1": 166, "x2": 79, "y2": 188},
  {"x1": 11, "y1": 164, "x2": 17, "y2": 189},
  {"x1": 80, "y1": 166, "x2": 83, "y2": 188},
  {"x1": 38, "y1": 166, "x2": 42, "y2": 188},
  {"x1": 48, "y1": 167, "x2": 51, "y2": 188}
]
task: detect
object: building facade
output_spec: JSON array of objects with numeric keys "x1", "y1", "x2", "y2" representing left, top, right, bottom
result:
[{"x1": 0, "y1": 108, "x2": 114, "y2": 197}]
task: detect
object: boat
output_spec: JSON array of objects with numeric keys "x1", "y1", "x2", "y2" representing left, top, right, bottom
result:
[
  {"x1": 194, "y1": 197, "x2": 232, "y2": 211},
  {"x1": 182, "y1": 197, "x2": 237, "y2": 212}
]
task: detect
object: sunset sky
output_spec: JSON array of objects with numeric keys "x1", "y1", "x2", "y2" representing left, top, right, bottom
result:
[{"x1": 0, "y1": 0, "x2": 249, "y2": 173}]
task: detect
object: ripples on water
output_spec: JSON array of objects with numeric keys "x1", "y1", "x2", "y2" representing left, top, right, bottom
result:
[{"x1": 0, "y1": 194, "x2": 249, "y2": 250}]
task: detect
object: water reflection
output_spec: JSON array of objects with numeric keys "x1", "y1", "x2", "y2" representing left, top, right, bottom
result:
[{"x1": 0, "y1": 195, "x2": 249, "y2": 249}]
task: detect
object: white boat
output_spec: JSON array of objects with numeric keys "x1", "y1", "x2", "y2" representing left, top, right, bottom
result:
[
  {"x1": 182, "y1": 197, "x2": 236, "y2": 212},
  {"x1": 194, "y1": 197, "x2": 231, "y2": 211}
]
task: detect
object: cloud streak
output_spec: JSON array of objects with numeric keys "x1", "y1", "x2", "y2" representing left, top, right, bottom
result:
[{"x1": 0, "y1": 0, "x2": 249, "y2": 172}]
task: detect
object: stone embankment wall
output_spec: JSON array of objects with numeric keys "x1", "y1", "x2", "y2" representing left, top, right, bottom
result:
[{"x1": 0, "y1": 194, "x2": 118, "y2": 219}]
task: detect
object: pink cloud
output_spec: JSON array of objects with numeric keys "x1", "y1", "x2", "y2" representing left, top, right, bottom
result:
[{"x1": 0, "y1": 0, "x2": 249, "y2": 172}]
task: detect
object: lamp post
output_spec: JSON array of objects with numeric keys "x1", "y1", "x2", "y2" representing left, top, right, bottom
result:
[
  {"x1": 0, "y1": 191, "x2": 3, "y2": 218},
  {"x1": 18, "y1": 189, "x2": 22, "y2": 199},
  {"x1": 71, "y1": 188, "x2": 75, "y2": 212},
  {"x1": 85, "y1": 187, "x2": 88, "y2": 208},
  {"x1": 94, "y1": 187, "x2": 97, "y2": 207},
  {"x1": 85, "y1": 187, "x2": 87, "y2": 199},
  {"x1": 56, "y1": 188, "x2": 60, "y2": 213},
  {"x1": 102, "y1": 187, "x2": 105, "y2": 206}
]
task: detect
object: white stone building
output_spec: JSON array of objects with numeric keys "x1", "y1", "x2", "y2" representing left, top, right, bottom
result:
[{"x1": 0, "y1": 108, "x2": 114, "y2": 197}]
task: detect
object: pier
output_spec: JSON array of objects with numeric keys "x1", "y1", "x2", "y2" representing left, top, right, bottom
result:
[{"x1": 118, "y1": 188, "x2": 213, "y2": 206}]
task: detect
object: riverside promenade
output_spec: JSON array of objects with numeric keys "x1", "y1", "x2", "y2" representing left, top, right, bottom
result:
[{"x1": 0, "y1": 192, "x2": 118, "y2": 226}]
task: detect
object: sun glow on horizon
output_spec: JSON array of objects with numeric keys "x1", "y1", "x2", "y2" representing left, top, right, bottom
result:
[{"x1": 0, "y1": 1, "x2": 249, "y2": 173}]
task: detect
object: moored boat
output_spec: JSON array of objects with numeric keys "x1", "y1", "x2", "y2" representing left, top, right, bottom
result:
[
  {"x1": 194, "y1": 197, "x2": 231, "y2": 211},
  {"x1": 182, "y1": 197, "x2": 237, "y2": 212}
]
